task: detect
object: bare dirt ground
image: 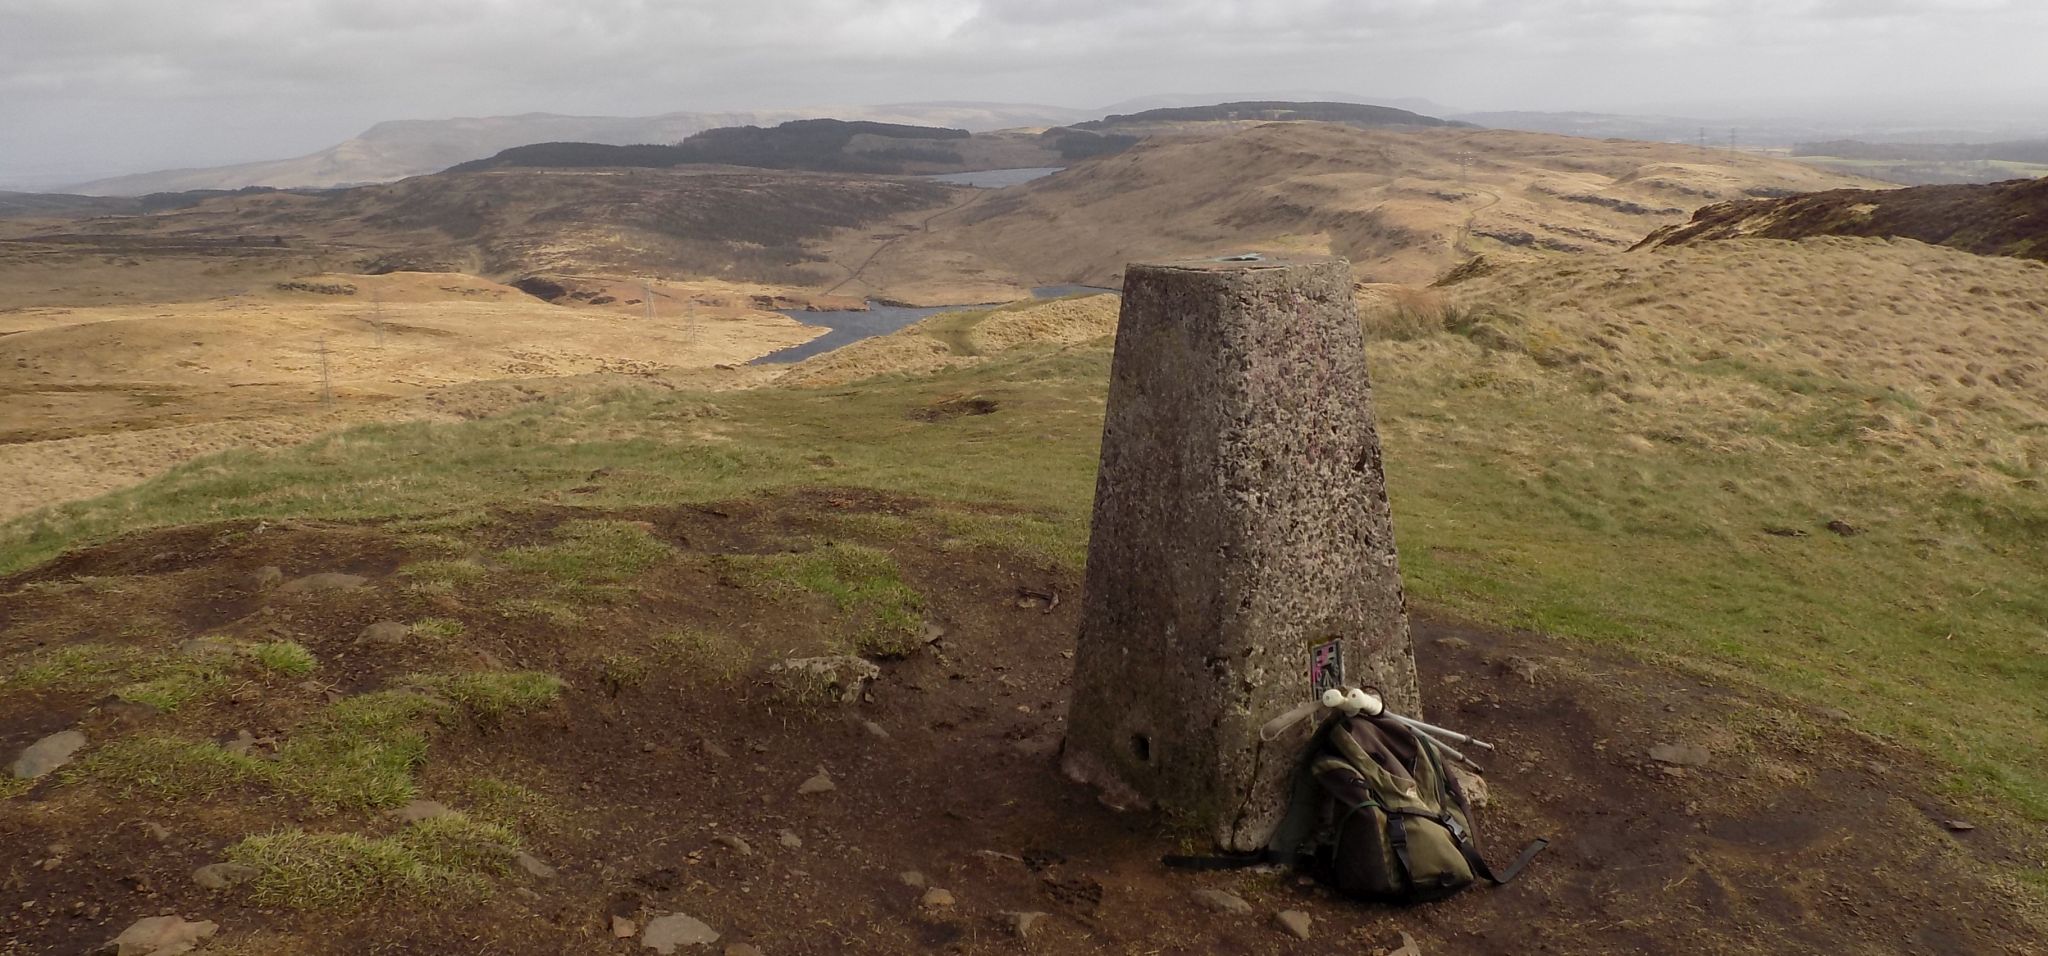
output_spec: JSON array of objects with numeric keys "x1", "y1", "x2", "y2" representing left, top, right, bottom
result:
[
  {"x1": 0, "y1": 269, "x2": 833, "y2": 519},
  {"x1": 0, "y1": 491, "x2": 2040, "y2": 955}
]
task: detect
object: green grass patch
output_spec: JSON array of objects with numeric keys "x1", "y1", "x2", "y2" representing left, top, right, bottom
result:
[
  {"x1": 225, "y1": 814, "x2": 517, "y2": 910},
  {"x1": 495, "y1": 598, "x2": 583, "y2": 626},
  {"x1": 247, "y1": 641, "x2": 317, "y2": 678},
  {"x1": 5, "y1": 644, "x2": 147, "y2": 691},
  {"x1": 411, "y1": 671, "x2": 565, "y2": 723},
  {"x1": 67, "y1": 734, "x2": 266, "y2": 800},
  {"x1": 653, "y1": 628, "x2": 749, "y2": 684},
  {"x1": 598, "y1": 653, "x2": 648, "y2": 694},
  {"x1": 498, "y1": 519, "x2": 671, "y2": 584},
  {"x1": 462, "y1": 777, "x2": 561, "y2": 835},
  {"x1": 409, "y1": 618, "x2": 465, "y2": 641},
  {"x1": 114, "y1": 661, "x2": 228, "y2": 712},
  {"x1": 720, "y1": 542, "x2": 926, "y2": 657}
]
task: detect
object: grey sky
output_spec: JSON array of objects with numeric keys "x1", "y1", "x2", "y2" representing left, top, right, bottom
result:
[{"x1": 4, "y1": 0, "x2": 2046, "y2": 187}]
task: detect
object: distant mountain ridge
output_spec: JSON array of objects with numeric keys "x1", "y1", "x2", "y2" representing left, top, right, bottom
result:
[
  {"x1": 1077, "y1": 100, "x2": 1464, "y2": 131},
  {"x1": 68, "y1": 103, "x2": 1090, "y2": 196},
  {"x1": 62, "y1": 93, "x2": 1434, "y2": 196}
]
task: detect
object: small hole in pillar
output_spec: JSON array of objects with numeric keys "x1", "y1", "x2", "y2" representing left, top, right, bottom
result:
[{"x1": 1130, "y1": 734, "x2": 1152, "y2": 764}]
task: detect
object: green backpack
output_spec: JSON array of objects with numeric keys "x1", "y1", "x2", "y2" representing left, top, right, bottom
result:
[{"x1": 1169, "y1": 713, "x2": 1547, "y2": 904}]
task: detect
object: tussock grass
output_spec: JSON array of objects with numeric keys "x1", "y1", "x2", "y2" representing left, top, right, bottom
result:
[
  {"x1": 720, "y1": 543, "x2": 926, "y2": 657},
  {"x1": 494, "y1": 598, "x2": 582, "y2": 626},
  {"x1": 409, "y1": 618, "x2": 465, "y2": 642},
  {"x1": 653, "y1": 628, "x2": 749, "y2": 684},
  {"x1": 67, "y1": 735, "x2": 265, "y2": 800},
  {"x1": 410, "y1": 671, "x2": 565, "y2": 723},
  {"x1": 248, "y1": 641, "x2": 317, "y2": 678},
  {"x1": 6, "y1": 644, "x2": 147, "y2": 691},
  {"x1": 114, "y1": 661, "x2": 228, "y2": 712},
  {"x1": 462, "y1": 777, "x2": 560, "y2": 834},
  {"x1": 498, "y1": 519, "x2": 671, "y2": 584},
  {"x1": 225, "y1": 814, "x2": 517, "y2": 910}
]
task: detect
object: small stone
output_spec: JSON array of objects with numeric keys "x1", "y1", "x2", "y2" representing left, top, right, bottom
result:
[
  {"x1": 278, "y1": 572, "x2": 369, "y2": 595},
  {"x1": 797, "y1": 770, "x2": 836, "y2": 795},
  {"x1": 221, "y1": 729, "x2": 259, "y2": 757},
  {"x1": 643, "y1": 741, "x2": 658, "y2": 753},
  {"x1": 1009, "y1": 911, "x2": 1049, "y2": 939},
  {"x1": 1390, "y1": 930, "x2": 1424, "y2": 956},
  {"x1": 701, "y1": 739, "x2": 730, "y2": 760},
  {"x1": 1435, "y1": 636, "x2": 1472, "y2": 650},
  {"x1": 614, "y1": 916, "x2": 639, "y2": 938},
  {"x1": 10, "y1": 729, "x2": 87, "y2": 779},
  {"x1": 1945, "y1": 819, "x2": 1977, "y2": 833},
  {"x1": 898, "y1": 870, "x2": 927, "y2": 889},
  {"x1": 1449, "y1": 765, "x2": 1489, "y2": 809},
  {"x1": 1276, "y1": 910, "x2": 1312, "y2": 940},
  {"x1": 1192, "y1": 888, "x2": 1252, "y2": 915},
  {"x1": 776, "y1": 829, "x2": 803, "y2": 849},
  {"x1": 252, "y1": 566, "x2": 285, "y2": 589},
  {"x1": 1012, "y1": 736, "x2": 1060, "y2": 760},
  {"x1": 1825, "y1": 519, "x2": 1862, "y2": 537},
  {"x1": 861, "y1": 720, "x2": 890, "y2": 740},
  {"x1": 723, "y1": 946, "x2": 763, "y2": 956},
  {"x1": 104, "y1": 914, "x2": 218, "y2": 956},
  {"x1": 143, "y1": 822, "x2": 171, "y2": 841},
  {"x1": 358, "y1": 621, "x2": 410, "y2": 647},
  {"x1": 191, "y1": 862, "x2": 260, "y2": 890},
  {"x1": 920, "y1": 888, "x2": 955, "y2": 908},
  {"x1": 391, "y1": 799, "x2": 455, "y2": 823},
  {"x1": 515, "y1": 852, "x2": 556, "y2": 878},
  {"x1": 1501, "y1": 656, "x2": 1543, "y2": 684},
  {"x1": 714, "y1": 834, "x2": 754, "y2": 856},
  {"x1": 1647, "y1": 743, "x2": 1710, "y2": 768},
  {"x1": 641, "y1": 912, "x2": 720, "y2": 952}
]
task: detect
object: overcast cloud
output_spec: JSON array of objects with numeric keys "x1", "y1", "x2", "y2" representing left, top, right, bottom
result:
[{"x1": 3, "y1": 0, "x2": 2046, "y2": 187}]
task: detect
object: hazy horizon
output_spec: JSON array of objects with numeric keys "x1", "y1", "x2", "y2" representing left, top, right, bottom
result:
[{"x1": 5, "y1": 0, "x2": 2047, "y2": 189}]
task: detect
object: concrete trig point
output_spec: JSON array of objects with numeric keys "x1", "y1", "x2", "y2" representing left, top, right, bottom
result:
[{"x1": 1062, "y1": 254, "x2": 1418, "y2": 852}]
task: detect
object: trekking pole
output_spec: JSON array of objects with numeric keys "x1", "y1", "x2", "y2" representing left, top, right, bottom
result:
[{"x1": 1336, "y1": 687, "x2": 1498, "y2": 753}]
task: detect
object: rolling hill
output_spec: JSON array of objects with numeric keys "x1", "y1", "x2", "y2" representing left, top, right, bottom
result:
[
  {"x1": 1638, "y1": 176, "x2": 2048, "y2": 261},
  {"x1": 841, "y1": 121, "x2": 1880, "y2": 295}
]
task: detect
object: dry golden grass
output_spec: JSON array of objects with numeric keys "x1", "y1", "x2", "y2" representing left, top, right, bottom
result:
[
  {"x1": 1417, "y1": 236, "x2": 2048, "y2": 496},
  {"x1": 847, "y1": 122, "x2": 1880, "y2": 297}
]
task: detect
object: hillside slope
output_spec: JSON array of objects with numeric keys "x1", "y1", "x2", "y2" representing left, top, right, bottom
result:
[
  {"x1": 69, "y1": 103, "x2": 1086, "y2": 195},
  {"x1": 1637, "y1": 176, "x2": 2048, "y2": 260},
  {"x1": 13, "y1": 166, "x2": 958, "y2": 286},
  {"x1": 846, "y1": 122, "x2": 1879, "y2": 294}
]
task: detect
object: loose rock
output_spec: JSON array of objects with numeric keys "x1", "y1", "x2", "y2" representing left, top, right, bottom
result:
[
  {"x1": 700, "y1": 738, "x2": 730, "y2": 760},
  {"x1": 1448, "y1": 765, "x2": 1490, "y2": 809},
  {"x1": 358, "y1": 621, "x2": 411, "y2": 647},
  {"x1": 1390, "y1": 929, "x2": 1423, "y2": 956},
  {"x1": 252, "y1": 566, "x2": 285, "y2": 589},
  {"x1": 1276, "y1": 910, "x2": 1312, "y2": 940},
  {"x1": 515, "y1": 852, "x2": 557, "y2": 879},
  {"x1": 641, "y1": 912, "x2": 720, "y2": 952},
  {"x1": 920, "y1": 888, "x2": 956, "y2": 909},
  {"x1": 1192, "y1": 888, "x2": 1252, "y2": 915},
  {"x1": 11, "y1": 729, "x2": 88, "y2": 780},
  {"x1": 613, "y1": 916, "x2": 639, "y2": 938},
  {"x1": 776, "y1": 829, "x2": 803, "y2": 849},
  {"x1": 723, "y1": 946, "x2": 763, "y2": 956},
  {"x1": 768, "y1": 656, "x2": 880, "y2": 704},
  {"x1": 797, "y1": 769, "x2": 836, "y2": 795},
  {"x1": 714, "y1": 834, "x2": 754, "y2": 856},
  {"x1": 860, "y1": 720, "x2": 891, "y2": 740},
  {"x1": 103, "y1": 914, "x2": 218, "y2": 956},
  {"x1": 1008, "y1": 911, "x2": 1049, "y2": 939},
  {"x1": 898, "y1": 870, "x2": 927, "y2": 889},
  {"x1": 1647, "y1": 743, "x2": 1711, "y2": 768},
  {"x1": 191, "y1": 862, "x2": 260, "y2": 890}
]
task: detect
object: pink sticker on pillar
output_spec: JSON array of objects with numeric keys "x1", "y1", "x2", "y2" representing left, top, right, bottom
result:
[{"x1": 1308, "y1": 639, "x2": 1344, "y2": 695}]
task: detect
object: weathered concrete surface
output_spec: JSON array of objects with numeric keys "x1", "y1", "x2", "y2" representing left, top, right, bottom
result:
[{"x1": 1062, "y1": 255, "x2": 1418, "y2": 852}]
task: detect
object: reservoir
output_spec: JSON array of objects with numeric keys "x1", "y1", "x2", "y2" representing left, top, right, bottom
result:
[{"x1": 753, "y1": 285, "x2": 1116, "y2": 365}]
